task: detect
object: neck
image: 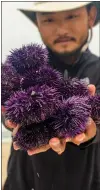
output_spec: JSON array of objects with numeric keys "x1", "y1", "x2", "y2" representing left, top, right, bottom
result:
[
  {"x1": 55, "y1": 53, "x2": 80, "y2": 65},
  {"x1": 47, "y1": 47, "x2": 82, "y2": 66}
]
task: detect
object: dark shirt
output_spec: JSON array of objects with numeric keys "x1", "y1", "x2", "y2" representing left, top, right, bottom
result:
[{"x1": 3, "y1": 49, "x2": 100, "y2": 190}]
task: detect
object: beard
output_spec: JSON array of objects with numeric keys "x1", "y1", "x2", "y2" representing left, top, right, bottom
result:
[{"x1": 46, "y1": 36, "x2": 88, "y2": 59}]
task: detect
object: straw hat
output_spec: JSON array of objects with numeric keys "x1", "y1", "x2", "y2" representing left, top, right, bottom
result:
[{"x1": 19, "y1": 2, "x2": 100, "y2": 26}]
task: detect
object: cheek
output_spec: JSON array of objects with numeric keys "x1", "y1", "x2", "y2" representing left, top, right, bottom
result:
[
  {"x1": 71, "y1": 20, "x2": 88, "y2": 41},
  {"x1": 38, "y1": 26, "x2": 55, "y2": 45}
]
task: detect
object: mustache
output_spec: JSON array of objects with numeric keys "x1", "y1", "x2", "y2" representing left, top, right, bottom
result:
[{"x1": 54, "y1": 36, "x2": 76, "y2": 44}]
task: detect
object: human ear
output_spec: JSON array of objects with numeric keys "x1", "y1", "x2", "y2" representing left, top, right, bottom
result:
[{"x1": 88, "y1": 6, "x2": 97, "y2": 28}]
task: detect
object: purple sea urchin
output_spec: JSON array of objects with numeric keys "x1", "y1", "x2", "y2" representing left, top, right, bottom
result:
[
  {"x1": 38, "y1": 65, "x2": 63, "y2": 88},
  {"x1": 13, "y1": 120, "x2": 52, "y2": 150},
  {"x1": 6, "y1": 44, "x2": 48, "y2": 75},
  {"x1": 12, "y1": 93, "x2": 100, "y2": 150},
  {"x1": 20, "y1": 65, "x2": 63, "y2": 90},
  {"x1": 20, "y1": 69, "x2": 40, "y2": 90},
  {"x1": 61, "y1": 78, "x2": 90, "y2": 99},
  {"x1": 5, "y1": 85, "x2": 61, "y2": 125},
  {"x1": 13, "y1": 96, "x2": 92, "y2": 150},
  {"x1": 50, "y1": 96, "x2": 91, "y2": 139},
  {"x1": 1, "y1": 64, "x2": 20, "y2": 105},
  {"x1": 88, "y1": 95, "x2": 100, "y2": 124},
  {"x1": 1, "y1": 43, "x2": 100, "y2": 151}
]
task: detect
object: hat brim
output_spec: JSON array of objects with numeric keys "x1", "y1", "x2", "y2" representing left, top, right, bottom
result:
[
  {"x1": 19, "y1": 2, "x2": 100, "y2": 26},
  {"x1": 19, "y1": 2, "x2": 90, "y2": 12}
]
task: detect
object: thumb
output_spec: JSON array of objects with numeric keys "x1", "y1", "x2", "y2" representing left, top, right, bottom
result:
[
  {"x1": 1, "y1": 106, "x2": 6, "y2": 114},
  {"x1": 88, "y1": 84, "x2": 96, "y2": 96},
  {"x1": 12, "y1": 124, "x2": 20, "y2": 137}
]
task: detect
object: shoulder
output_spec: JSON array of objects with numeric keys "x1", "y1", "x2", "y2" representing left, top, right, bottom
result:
[
  {"x1": 87, "y1": 51, "x2": 100, "y2": 93},
  {"x1": 81, "y1": 50, "x2": 100, "y2": 87},
  {"x1": 84, "y1": 50, "x2": 100, "y2": 65},
  {"x1": 83, "y1": 49, "x2": 100, "y2": 72}
]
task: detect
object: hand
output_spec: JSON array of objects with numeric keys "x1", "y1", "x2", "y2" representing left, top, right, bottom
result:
[
  {"x1": 3, "y1": 117, "x2": 96, "y2": 156},
  {"x1": 27, "y1": 116, "x2": 96, "y2": 155},
  {"x1": 2, "y1": 84, "x2": 97, "y2": 155},
  {"x1": 3, "y1": 120, "x2": 67, "y2": 155},
  {"x1": 69, "y1": 117, "x2": 96, "y2": 146}
]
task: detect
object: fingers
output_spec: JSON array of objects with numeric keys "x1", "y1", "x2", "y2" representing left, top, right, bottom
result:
[
  {"x1": 28, "y1": 137, "x2": 65, "y2": 156},
  {"x1": 3, "y1": 119, "x2": 20, "y2": 151},
  {"x1": 83, "y1": 118, "x2": 96, "y2": 142},
  {"x1": 13, "y1": 142, "x2": 20, "y2": 150},
  {"x1": 2, "y1": 107, "x2": 17, "y2": 129},
  {"x1": 72, "y1": 118, "x2": 96, "y2": 145},
  {"x1": 49, "y1": 137, "x2": 67, "y2": 155},
  {"x1": 27, "y1": 137, "x2": 69, "y2": 156},
  {"x1": 1, "y1": 106, "x2": 6, "y2": 114},
  {"x1": 88, "y1": 84, "x2": 96, "y2": 96},
  {"x1": 5, "y1": 120, "x2": 17, "y2": 129},
  {"x1": 27, "y1": 137, "x2": 68, "y2": 156},
  {"x1": 71, "y1": 133, "x2": 86, "y2": 146},
  {"x1": 27, "y1": 144, "x2": 50, "y2": 156},
  {"x1": 12, "y1": 124, "x2": 20, "y2": 150},
  {"x1": 12, "y1": 124, "x2": 20, "y2": 137},
  {"x1": 17, "y1": 137, "x2": 70, "y2": 155}
]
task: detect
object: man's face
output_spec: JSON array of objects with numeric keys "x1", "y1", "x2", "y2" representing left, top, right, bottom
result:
[{"x1": 36, "y1": 6, "x2": 95, "y2": 55}]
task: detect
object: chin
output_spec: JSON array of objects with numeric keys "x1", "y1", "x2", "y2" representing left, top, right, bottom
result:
[
  {"x1": 51, "y1": 43, "x2": 83, "y2": 56},
  {"x1": 52, "y1": 48, "x2": 78, "y2": 56}
]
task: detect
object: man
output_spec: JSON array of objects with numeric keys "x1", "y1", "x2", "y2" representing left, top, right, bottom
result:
[{"x1": 2, "y1": 2, "x2": 100, "y2": 190}]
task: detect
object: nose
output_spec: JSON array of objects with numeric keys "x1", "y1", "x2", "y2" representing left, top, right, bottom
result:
[{"x1": 55, "y1": 21, "x2": 69, "y2": 36}]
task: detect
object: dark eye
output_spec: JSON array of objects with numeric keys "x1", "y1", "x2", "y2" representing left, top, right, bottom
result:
[
  {"x1": 44, "y1": 18, "x2": 54, "y2": 23},
  {"x1": 67, "y1": 15, "x2": 77, "y2": 20}
]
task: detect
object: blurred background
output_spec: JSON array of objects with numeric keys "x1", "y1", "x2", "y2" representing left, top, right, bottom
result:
[{"x1": 1, "y1": 1, "x2": 100, "y2": 186}]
